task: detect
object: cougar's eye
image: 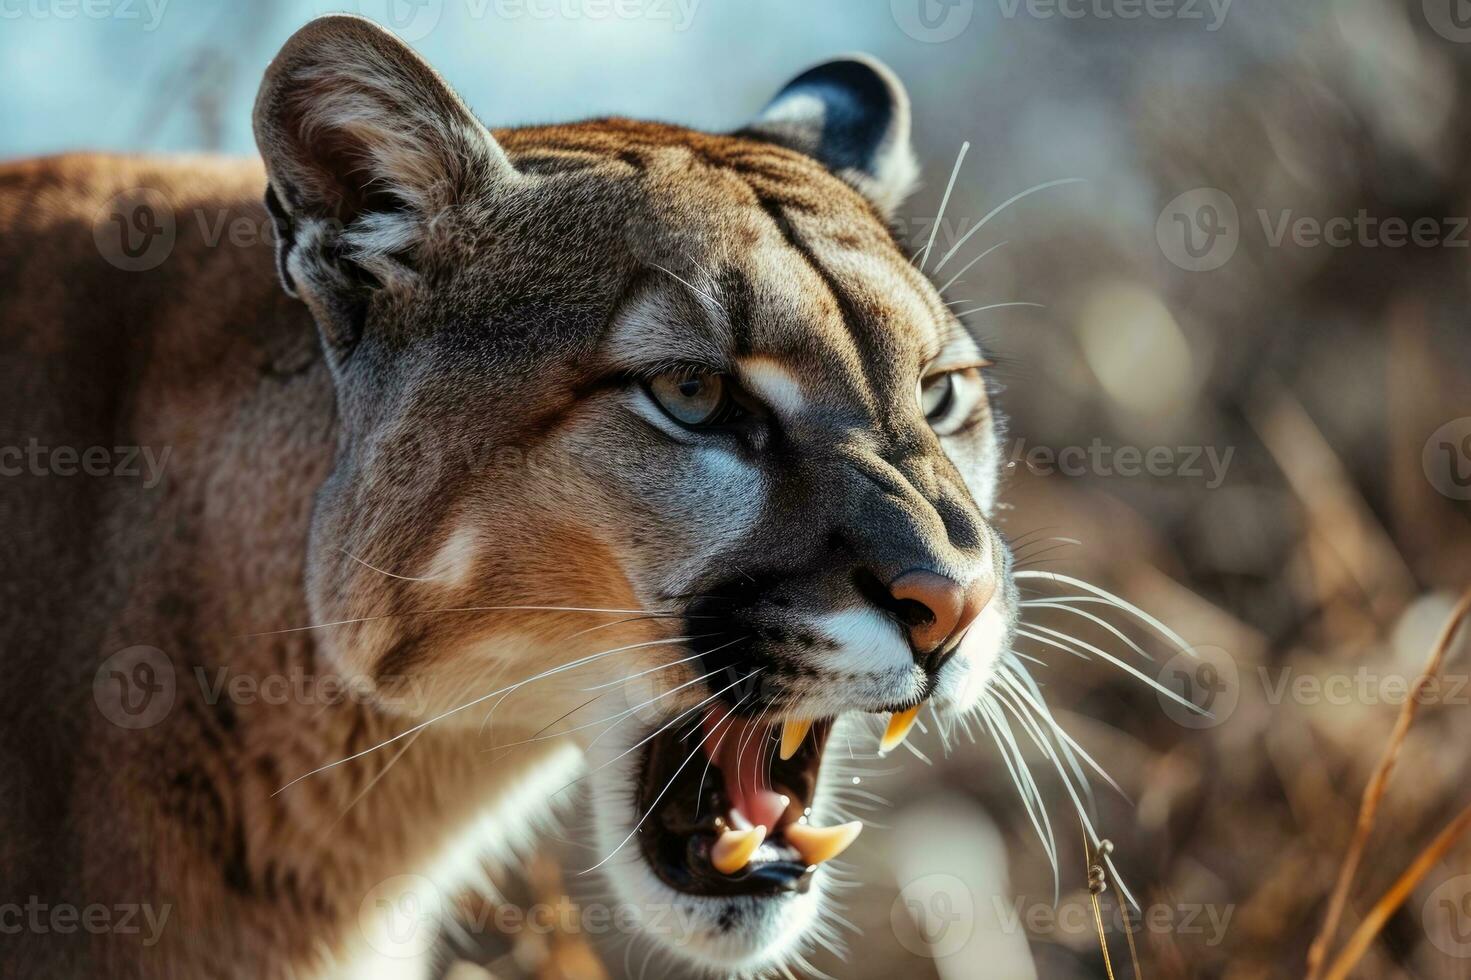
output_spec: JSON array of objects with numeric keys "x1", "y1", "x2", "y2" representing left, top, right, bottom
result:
[
  {"x1": 647, "y1": 370, "x2": 733, "y2": 427},
  {"x1": 918, "y1": 367, "x2": 984, "y2": 436},
  {"x1": 919, "y1": 373, "x2": 955, "y2": 419}
]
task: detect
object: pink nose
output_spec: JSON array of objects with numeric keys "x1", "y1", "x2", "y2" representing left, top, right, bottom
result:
[{"x1": 887, "y1": 569, "x2": 995, "y2": 654}]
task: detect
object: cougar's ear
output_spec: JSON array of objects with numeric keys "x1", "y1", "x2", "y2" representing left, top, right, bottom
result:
[
  {"x1": 253, "y1": 15, "x2": 516, "y2": 352},
  {"x1": 741, "y1": 55, "x2": 919, "y2": 218}
]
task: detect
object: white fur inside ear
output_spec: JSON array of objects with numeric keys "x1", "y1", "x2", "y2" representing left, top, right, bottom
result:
[{"x1": 846, "y1": 139, "x2": 919, "y2": 218}]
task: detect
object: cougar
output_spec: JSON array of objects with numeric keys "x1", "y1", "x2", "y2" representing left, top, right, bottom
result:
[{"x1": 0, "y1": 15, "x2": 1022, "y2": 978}]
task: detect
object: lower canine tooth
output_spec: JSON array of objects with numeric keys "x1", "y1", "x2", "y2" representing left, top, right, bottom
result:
[
  {"x1": 785, "y1": 820, "x2": 863, "y2": 866},
  {"x1": 711, "y1": 826, "x2": 765, "y2": 875},
  {"x1": 880, "y1": 704, "x2": 922, "y2": 754},
  {"x1": 779, "y1": 718, "x2": 813, "y2": 760}
]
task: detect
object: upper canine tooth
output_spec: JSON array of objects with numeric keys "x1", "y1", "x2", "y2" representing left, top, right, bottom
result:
[
  {"x1": 711, "y1": 826, "x2": 766, "y2": 875},
  {"x1": 779, "y1": 718, "x2": 813, "y2": 760},
  {"x1": 879, "y1": 704, "x2": 922, "y2": 754},
  {"x1": 785, "y1": 820, "x2": 863, "y2": 866}
]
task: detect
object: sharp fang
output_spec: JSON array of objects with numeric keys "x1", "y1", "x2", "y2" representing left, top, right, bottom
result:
[
  {"x1": 879, "y1": 704, "x2": 922, "y2": 754},
  {"x1": 779, "y1": 718, "x2": 813, "y2": 760},
  {"x1": 785, "y1": 820, "x2": 863, "y2": 866},
  {"x1": 711, "y1": 826, "x2": 766, "y2": 875}
]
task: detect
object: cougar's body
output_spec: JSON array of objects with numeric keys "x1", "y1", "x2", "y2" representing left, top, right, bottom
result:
[{"x1": 1, "y1": 17, "x2": 1018, "y2": 978}]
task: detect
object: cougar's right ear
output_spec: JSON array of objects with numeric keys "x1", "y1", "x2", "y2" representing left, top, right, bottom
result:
[{"x1": 253, "y1": 15, "x2": 517, "y2": 354}]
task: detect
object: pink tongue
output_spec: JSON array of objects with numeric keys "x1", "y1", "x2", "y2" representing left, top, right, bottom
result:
[{"x1": 699, "y1": 712, "x2": 789, "y2": 831}]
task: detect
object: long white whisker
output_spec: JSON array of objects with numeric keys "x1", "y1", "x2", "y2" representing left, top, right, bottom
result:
[
  {"x1": 244, "y1": 604, "x2": 685, "y2": 638},
  {"x1": 579, "y1": 635, "x2": 744, "y2": 691},
  {"x1": 551, "y1": 669, "x2": 760, "y2": 802},
  {"x1": 936, "y1": 239, "x2": 1008, "y2": 294},
  {"x1": 1021, "y1": 600, "x2": 1158, "y2": 662},
  {"x1": 979, "y1": 698, "x2": 1058, "y2": 898},
  {"x1": 1015, "y1": 570, "x2": 1193, "y2": 653},
  {"x1": 581, "y1": 671, "x2": 762, "y2": 874},
  {"x1": 932, "y1": 178, "x2": 1086, "y2": 272},
  {"x1": 917, "y1": 140, "x2": 969, "y2": 271},
  {"x1": 950, "y1": 301, "x2": 1044, "y2": 318},
  {"x1": 273, "y1": 635, "x2": 696, "y2": 794},
  {"x1": 1016, "y1": 625, "x2": 1201, "y2": 714}
]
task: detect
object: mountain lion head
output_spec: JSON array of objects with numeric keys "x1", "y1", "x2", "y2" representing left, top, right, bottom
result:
[{"x1": 255, "y1": 16, "x2": 1016, "y2": 974}]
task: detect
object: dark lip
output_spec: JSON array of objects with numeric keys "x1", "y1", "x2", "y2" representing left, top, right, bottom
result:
[{"x1": 634, "y1": 716, "x2": 834, "y2": 898}]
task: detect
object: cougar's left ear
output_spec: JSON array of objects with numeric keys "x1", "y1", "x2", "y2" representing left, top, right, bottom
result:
[{"x1": 741, "y1": 55, "x2": 919, "y2": 218}]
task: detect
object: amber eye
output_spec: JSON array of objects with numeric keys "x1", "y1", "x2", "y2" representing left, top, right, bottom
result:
[
  {"x1": 647, "y1": 370, "x2": 731, "y2": 427},
  {"x1": 917, "y1": 368, "x2": 984, "y2": 436}
]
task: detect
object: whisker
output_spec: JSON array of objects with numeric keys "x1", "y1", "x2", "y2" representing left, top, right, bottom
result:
[
  {"x1": 273, "y1": 635, "x2": 699, "y2": 794},
  {"x1": 339, "y1": 547, "x2": 445, "y2": 583},
  {"x1": 951, "y1": 301, "x2": 1044, "y2": 318},
  {"x1": 1015, "y1": 569, "x2": 1192, "y2": 653},
  {"x1": 932, "y1": 177, "x2": 1086, "y2": 273},
  {"x1": 580, "y1": 670, "x2": 763, "y2": 874},
  {"x1": 936, "y1": 239, "x2": 1008, "y2": 294},
  {"x1": 917, "y1": 140, "x2": 969, "y2": 271},
  {"x1": 243, "y1": 604, "x2": 693, "y2": 638},
  {"x1": 1015, "y1": 625, "x2": 1200, "y2": 713}
]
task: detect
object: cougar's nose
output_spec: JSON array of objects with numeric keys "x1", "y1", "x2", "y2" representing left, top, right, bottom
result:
[{"x1": 888, "y1": 569, "x2": 995, "y2": 655}]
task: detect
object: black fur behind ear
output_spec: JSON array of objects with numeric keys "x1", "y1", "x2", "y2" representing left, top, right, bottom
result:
[{"x1": 741, "y1": 55, "x2": 919, "y2": 218}]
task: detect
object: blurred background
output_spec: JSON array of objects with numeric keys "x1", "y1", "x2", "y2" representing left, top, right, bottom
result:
[{"x1": 8, "y1": 0, "x2": 1471, "y2": 976}]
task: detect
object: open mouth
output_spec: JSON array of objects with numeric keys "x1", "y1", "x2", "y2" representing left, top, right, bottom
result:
[{"x1": 635, "y1": 707, "x2": 923, "y2": 897}]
